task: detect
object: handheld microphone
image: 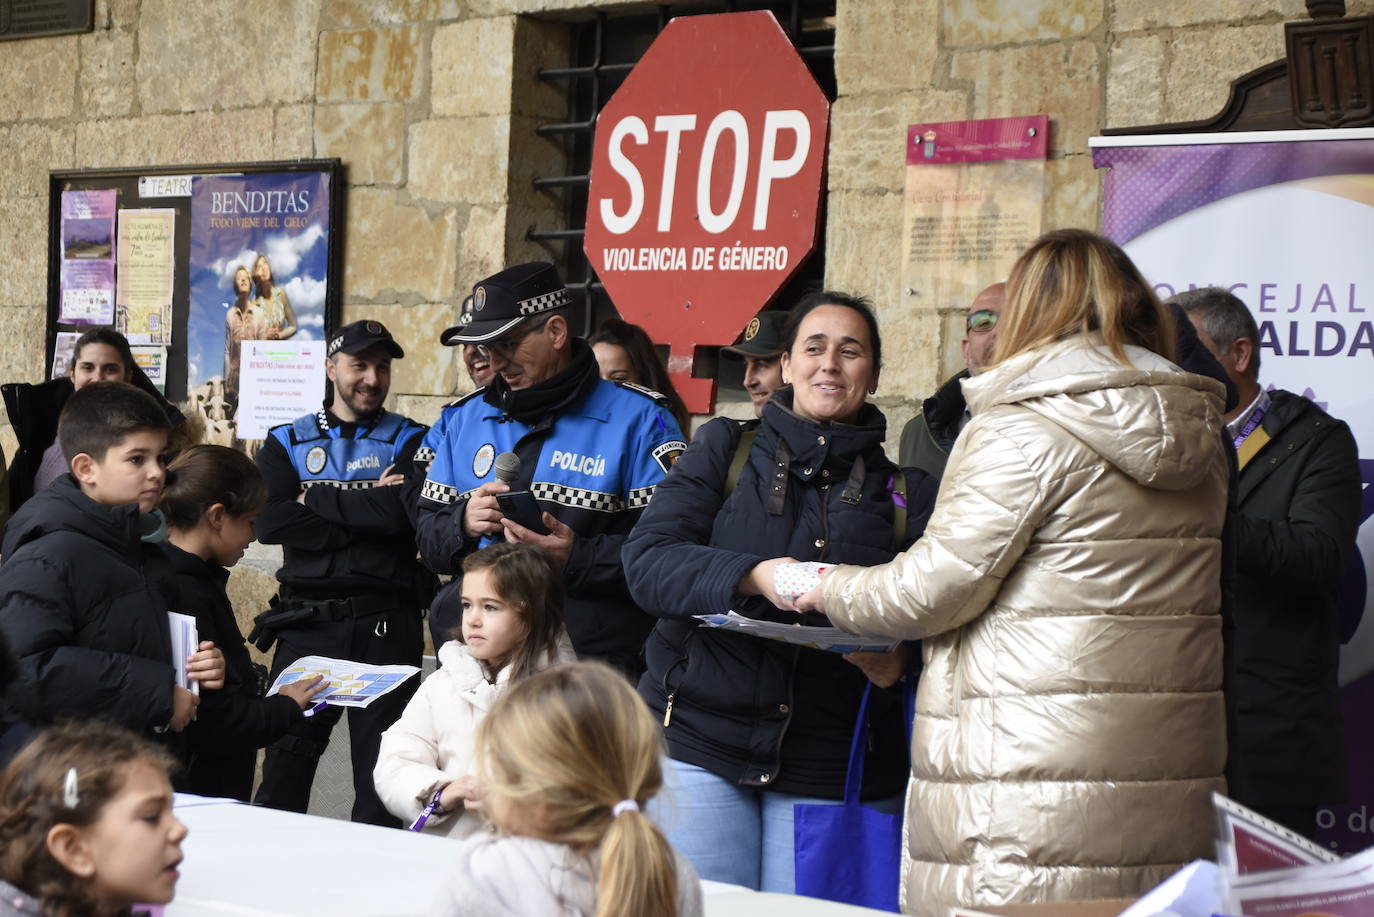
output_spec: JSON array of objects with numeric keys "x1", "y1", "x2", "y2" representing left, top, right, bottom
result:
[
  {"x1": 491, "y1": 451, "x2": 549, "y2": 535},
  {"x1": 493, "y1": 451, "x2": 521, "y2": 486}
]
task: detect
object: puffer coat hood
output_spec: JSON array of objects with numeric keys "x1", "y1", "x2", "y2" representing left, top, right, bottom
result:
[
  {"x1": 965, "y1": 333, "x2": 1225, "y2": 491},
  {"x1": 820, "y1": 333, "x2": 1230, "y2": 916}
]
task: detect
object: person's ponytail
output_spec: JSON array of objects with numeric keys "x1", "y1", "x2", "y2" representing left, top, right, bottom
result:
[{"x1": 596, "y1": 806, "x2": 678, "y2": 917}]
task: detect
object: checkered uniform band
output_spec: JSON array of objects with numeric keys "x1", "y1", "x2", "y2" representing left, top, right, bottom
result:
[
  {"x1": 518, "y1": 288, "x2": 571, "y2": 315},
  {"x1": 302, "y1": 479, "x2": 378, "y2": 492},
  {"x1": 626, "y1": 485, "x2": 656, "y2": 510},
  {"x1": 531, "y1": 481, "x2": 622, "y2": 514},
  {"x1": 421, "y1": 479, "x2": 462, "y2": 504},
  {"x1": 413, "y1": 446, "x2": 436, "y2": 463}
]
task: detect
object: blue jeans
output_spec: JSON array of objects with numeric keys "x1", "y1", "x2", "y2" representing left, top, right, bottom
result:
[{"x1": 648, "y1": 758, "x2": 843, "y2": 893}]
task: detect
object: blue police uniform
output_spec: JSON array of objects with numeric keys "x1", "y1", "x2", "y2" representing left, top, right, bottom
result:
[
  {"x1": 252, "y1": 406, "x2": 433, "y2": 827},
  {"x1": 415, "y1": 366, "x2": 685, "y2": 669}
]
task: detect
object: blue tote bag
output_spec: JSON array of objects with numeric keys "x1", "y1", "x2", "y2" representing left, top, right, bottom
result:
[{"x1": 794, "y1": 679, "x2": 914, "y2": 912}]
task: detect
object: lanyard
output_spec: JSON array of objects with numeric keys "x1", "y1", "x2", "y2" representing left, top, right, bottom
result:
[
  {"x1": 409, "y1": 788, "x2": 444, "y2": 832},
  {"x1": 1232, "y1": 404, "x2": 1266, "y2": 450}
]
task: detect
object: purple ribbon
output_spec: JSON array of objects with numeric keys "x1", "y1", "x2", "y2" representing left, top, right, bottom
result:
[
  {"x1": 409, "y1": 789, "x2": 444, "y2": 832},
  {"x1": 1233, "y1": 404, "x2": 1267, "y2": 450}
]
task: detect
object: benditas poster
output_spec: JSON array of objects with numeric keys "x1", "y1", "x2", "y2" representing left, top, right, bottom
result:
[
  {"x1": 188, "y1": 171, "x2": 329, "y2": 444},
  {"x1": 1093, "y1": 130, "x2": 1374, "y2": 853}
]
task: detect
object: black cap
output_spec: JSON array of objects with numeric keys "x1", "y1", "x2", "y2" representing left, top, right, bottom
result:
[
  {"x1": 720, "y1": 311, "x2": 788, "y2": 360},
  {"x1": 441, "y1": 262, "x2": 572, "y2": 346},
  {"x1": 328, "y1": 320, "x2": 404, "y2": 359}
]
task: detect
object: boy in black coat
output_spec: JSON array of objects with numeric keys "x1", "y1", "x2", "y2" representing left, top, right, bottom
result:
[{"x1": 0, "y1": 383, "x2": 223, "y2": 737}]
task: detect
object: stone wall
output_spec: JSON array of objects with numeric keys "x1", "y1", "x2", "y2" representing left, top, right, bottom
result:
[{"x1": 2, "y1": 0, "x2": 1367, "y2": 454}]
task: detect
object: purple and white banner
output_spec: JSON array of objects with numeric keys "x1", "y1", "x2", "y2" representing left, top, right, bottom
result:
[{"x1": 1093, "y1": 129, "x2": 1374, "y2": 854}]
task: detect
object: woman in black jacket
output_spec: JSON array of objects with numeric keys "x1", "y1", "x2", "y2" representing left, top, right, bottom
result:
[
  {"x1": 622, "y1": 292, "x2": 914, "y2": 894},
  {"x1": 3, "y1": 328, "x2": 185, "y2": 523}
]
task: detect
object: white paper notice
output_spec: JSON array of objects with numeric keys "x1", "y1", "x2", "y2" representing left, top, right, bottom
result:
[{"x1": 235, "y1": 340, "x2": 326, "y2": 439}]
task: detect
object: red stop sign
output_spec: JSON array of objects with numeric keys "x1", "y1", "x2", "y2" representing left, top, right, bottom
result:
[{"x1": 584, "y1": 10, "x2": 830, "y2": 413}]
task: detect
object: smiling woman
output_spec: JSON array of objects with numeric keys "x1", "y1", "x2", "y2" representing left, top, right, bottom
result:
[{"x1": 621, "y1": 288, "x2": 914, "y2": 897}]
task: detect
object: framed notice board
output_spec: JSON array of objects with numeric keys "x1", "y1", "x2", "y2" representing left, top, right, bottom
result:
[{"x1": 46, "y1": 159, "x2": 343, "y2": 443}]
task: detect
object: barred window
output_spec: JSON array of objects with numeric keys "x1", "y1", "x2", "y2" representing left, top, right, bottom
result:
[{"x1": 527, "y1": 2, "x2": 836, "y2": 391}]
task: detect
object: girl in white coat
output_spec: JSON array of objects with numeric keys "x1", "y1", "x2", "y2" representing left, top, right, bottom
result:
[{"x1": 374, "y1": 542, "x2": 571, "y2": 837}]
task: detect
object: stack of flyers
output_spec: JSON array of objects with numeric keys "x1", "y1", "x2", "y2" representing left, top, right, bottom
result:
[
  {"x1": 1212, "y1": 793, "x2": 1374, "y2": 916},
  {"x1": 1214, "y1": 793, "x2": 1340, "y2": 877},
  {"x1": 167, "y1": 612, "x2": 199, "y2": 696},
  {"x1": 1225, "y1": 848, "x2": 1374, "y2": 915}
]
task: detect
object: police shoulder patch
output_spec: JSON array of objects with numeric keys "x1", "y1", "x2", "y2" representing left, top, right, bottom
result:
[
  {"x1": 305, "y1": 446, "x2": 328, "y2": 475},
  {"x1": 652, "y1": 440, "x2": 687, "y2": 474}
]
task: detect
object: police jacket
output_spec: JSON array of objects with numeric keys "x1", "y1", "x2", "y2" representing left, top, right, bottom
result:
[
  {"x1": 622, "y1": 390, "x2": 912, "y2": 800},
  {"x1": 415, "y1": 340, "x2": 684, "y2": 661},
  {"x1": 256, "y1": 407, "x2": 432, "y2": 603},
  {"x1": 0, "y1": 475, "x2": 175, "y2": 733},
  {"x1": 1229, "y1": 389, "x2": 1361, "y2": 808},
  {"x1": 151, "y1": 542, "x2": 300, "y2": 800}
]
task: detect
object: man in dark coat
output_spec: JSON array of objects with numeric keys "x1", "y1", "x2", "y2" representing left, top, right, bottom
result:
[
  {"x1": 897, "y1": 282, "x2": 1004, "y2": 536},
  {"x1": 1180, "y1": 286, "x2": 1362, "y2": 835}
]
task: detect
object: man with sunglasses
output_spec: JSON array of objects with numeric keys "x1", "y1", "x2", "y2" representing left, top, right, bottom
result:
[
  {"x1": 897, "y1": 282, "x2": 1004, "y2": 536},
  {"x1": 415, "y1": 262, "x2": 686, "y2": 676}
]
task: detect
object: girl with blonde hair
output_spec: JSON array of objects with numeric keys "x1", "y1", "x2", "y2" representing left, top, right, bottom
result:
[
  {"x1": 429, "y1": 662, "x2": 702, "y2": 917},
  {"x1": 794, "y1": 229, "x2": 1229, "y2": 915}
]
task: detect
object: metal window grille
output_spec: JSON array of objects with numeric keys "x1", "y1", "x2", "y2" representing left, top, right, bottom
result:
[{"x1": 529, "y1": 1, "x2": 837, "y2": 342}]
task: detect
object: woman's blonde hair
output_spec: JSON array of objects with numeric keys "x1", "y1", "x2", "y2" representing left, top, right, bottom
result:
[
  {"x1": 476, "y1": 662, "x2": 678, "y2": 917},
  {"x1": 993, "y1": 228, "x2": 1176, "y2": 367}
]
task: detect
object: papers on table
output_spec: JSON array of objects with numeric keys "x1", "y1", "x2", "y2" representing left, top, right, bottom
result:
[
  {"x1": 266, "y1": 655, "x2": 420, "y2": 710},
  {"x1": 1215, "y1": 792, "x2": 1339, "y2": 876},
  {"x1": 168, "y1": 612, "x2": 199, "y2": 696},
  {"x1": 694, "y1": 611, "x2": 900, "y2": 654}
]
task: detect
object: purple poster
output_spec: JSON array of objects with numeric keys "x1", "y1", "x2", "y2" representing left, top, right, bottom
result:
[{"x1": 1093, "y1": 131, "x2": 1374, "y2": 854}]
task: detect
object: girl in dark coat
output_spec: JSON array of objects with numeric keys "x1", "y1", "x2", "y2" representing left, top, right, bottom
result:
[
  {"x1": 622, "y1": 292, "x2": 916, "y2": 894},
  {"x1": 155, "y1": 445, "x2": 325, "y2": 800}
]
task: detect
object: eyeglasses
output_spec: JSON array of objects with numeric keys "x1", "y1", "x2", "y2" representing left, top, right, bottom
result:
[
  {"x1": 478, "y1": 316, "x2": 550, "y2": 358},
  {"x1": 966, "y1": 310, "x2": 999, "y2": 333}
]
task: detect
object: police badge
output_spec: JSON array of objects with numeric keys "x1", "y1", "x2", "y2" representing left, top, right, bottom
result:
[
  {"x1": 472, "y1": 443, "x2": 496, "y2": 478},
  {"x1": 305, "y1": 446, "x2": 328, "y2": 475}
]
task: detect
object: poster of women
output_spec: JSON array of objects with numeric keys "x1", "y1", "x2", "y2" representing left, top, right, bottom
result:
[{"x1": 188, "y1": 171, "x2": 330, "y2": 445}]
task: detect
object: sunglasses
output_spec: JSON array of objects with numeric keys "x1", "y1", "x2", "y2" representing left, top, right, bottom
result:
[{"x1": 967, "y1": 310, "x2": 999, "y2": 333}]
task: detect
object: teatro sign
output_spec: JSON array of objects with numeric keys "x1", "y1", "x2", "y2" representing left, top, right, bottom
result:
[{"x1": 584, "y1": 10, "x2": 830, "y2": 412}]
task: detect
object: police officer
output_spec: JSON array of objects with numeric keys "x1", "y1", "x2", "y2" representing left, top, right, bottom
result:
[
  {"x1": 719, "y1": 309, "x2": 788, "y2": 418},
  {"x1": 416, "y1": 262, "x2": 685, "y2": 676},
  {"x1": 252, "y1": 320, "x2": 433, "y2": 826}
]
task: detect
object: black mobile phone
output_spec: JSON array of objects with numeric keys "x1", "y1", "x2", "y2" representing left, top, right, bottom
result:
[{"x1": 496, "y1": 490, "x2": 551, "y2": 535}]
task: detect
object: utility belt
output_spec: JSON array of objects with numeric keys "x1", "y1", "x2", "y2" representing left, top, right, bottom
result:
[{"x1": 247, "y1": 592, "x2": 399, "y2": 653}]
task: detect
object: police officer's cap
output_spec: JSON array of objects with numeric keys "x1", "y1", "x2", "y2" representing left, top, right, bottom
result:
[
  {"x1": 440, "y1": 262, "x2": 572, "y2": 346},
  {"x1": 721, "y1": 310, "x2": 788, "y2": 360},
  {"x1": 328, "y1": 320, "x2": 405, "y2": 359}
]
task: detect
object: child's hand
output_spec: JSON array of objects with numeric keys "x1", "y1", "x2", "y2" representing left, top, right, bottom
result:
[
  {"x1": 169, "y1": 685, "x2": 199, "y2": 732},
  {"x1": 440, "y1": 775, "x2": 481, "y2": 813},
  {"x1": 187, "y1": 641, "x2": 226, "y2": 691},
  {"x1": 279, "y1": 675, "x2": 328, "y2": 710}
]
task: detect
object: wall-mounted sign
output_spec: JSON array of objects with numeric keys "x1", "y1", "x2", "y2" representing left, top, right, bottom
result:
[{"x1": 583, "y1": 10, "x2": 829, "y2": 413}]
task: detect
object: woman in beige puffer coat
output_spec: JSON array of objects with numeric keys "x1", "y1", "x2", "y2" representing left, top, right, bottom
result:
[{"x1": 798, "y1": 230, "x2": 1230, "y2": 917}]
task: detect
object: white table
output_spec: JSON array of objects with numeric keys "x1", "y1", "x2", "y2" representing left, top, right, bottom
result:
[{"x1": 168, "y1": 797, "x2": 889, "y2": 916}]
